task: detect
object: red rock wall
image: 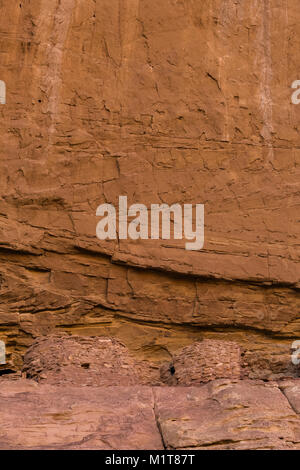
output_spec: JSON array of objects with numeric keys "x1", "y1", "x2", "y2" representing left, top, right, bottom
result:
[{"x1": 0, "y1": 0, "x2": 299, "y2": 375}]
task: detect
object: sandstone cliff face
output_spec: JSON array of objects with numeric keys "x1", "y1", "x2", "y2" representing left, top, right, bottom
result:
[{"x1": 0, "y1": 0, "x2": 299, "y2": 377}]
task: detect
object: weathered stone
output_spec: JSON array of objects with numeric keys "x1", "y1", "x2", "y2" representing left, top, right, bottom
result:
[
  {"x1": 0, "y1": 382, "x2": 163, "y2": 450},
  {"x1": 1, "y1": 378, "x2": 300, "y2": 450},
  {"x1": 154, "y1": 380, "x2": 300, "y2": 450},
  {"x1": 0, "y1": 0, "x2": 299, "y2": 382},
  {"x1": 279, "y1": 379, "x2": 300, "y2": 415}
]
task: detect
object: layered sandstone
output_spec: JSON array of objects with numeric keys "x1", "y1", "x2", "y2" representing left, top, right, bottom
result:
[{"x1": 0, "y1": 0, "x2": 299, "y2": 382}]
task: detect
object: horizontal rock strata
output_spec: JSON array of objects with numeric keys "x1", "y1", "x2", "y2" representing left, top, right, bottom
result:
[{"x1": 0, "y1": 0, "x2": 299, "y2": 385}]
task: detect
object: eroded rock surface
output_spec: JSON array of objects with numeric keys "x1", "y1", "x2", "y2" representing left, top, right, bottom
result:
[
  {"x1": 154, "y1": 380, "x2": 300, "y2": 450},
  {"x1": 1, "y1": 335, "x2": 300, "y2": 450},
  {"x1": 0, "y1": 0, "x2": 299, "y2": 382},
  {"x1": 279, "y1": 379, "x2": 300, "y2": 415},
  {"x1": 1, "y1": 377, "x2": 300, "y2": 450},
  {"x1": 0, "y1": 381, "x2": 163, "y2": 450}
]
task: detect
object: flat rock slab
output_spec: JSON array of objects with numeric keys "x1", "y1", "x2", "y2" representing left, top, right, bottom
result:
[
  {"x1": 0, "y1": 381, "x2": 163, "y2": 450},
  {"x1": 154, "y1": 380, "x2": 300, "y2": 450},
  {"x1": 1, "y1": 379, "x2": 300, "y2": 449},
  {"x1": 280, "y1": 380, "x2": 300, "y2": 415}
]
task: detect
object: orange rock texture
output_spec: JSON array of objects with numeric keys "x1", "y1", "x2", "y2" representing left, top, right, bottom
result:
[
  {"x1": 1, "y1": 336, "x2": 300, "y2": 450},
  {"x1": 1, "y1": 376, "x2": 300, "y2": 449},
  {"x1": 0, "y1": 1, "x2": 299, "y2": 379}
]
